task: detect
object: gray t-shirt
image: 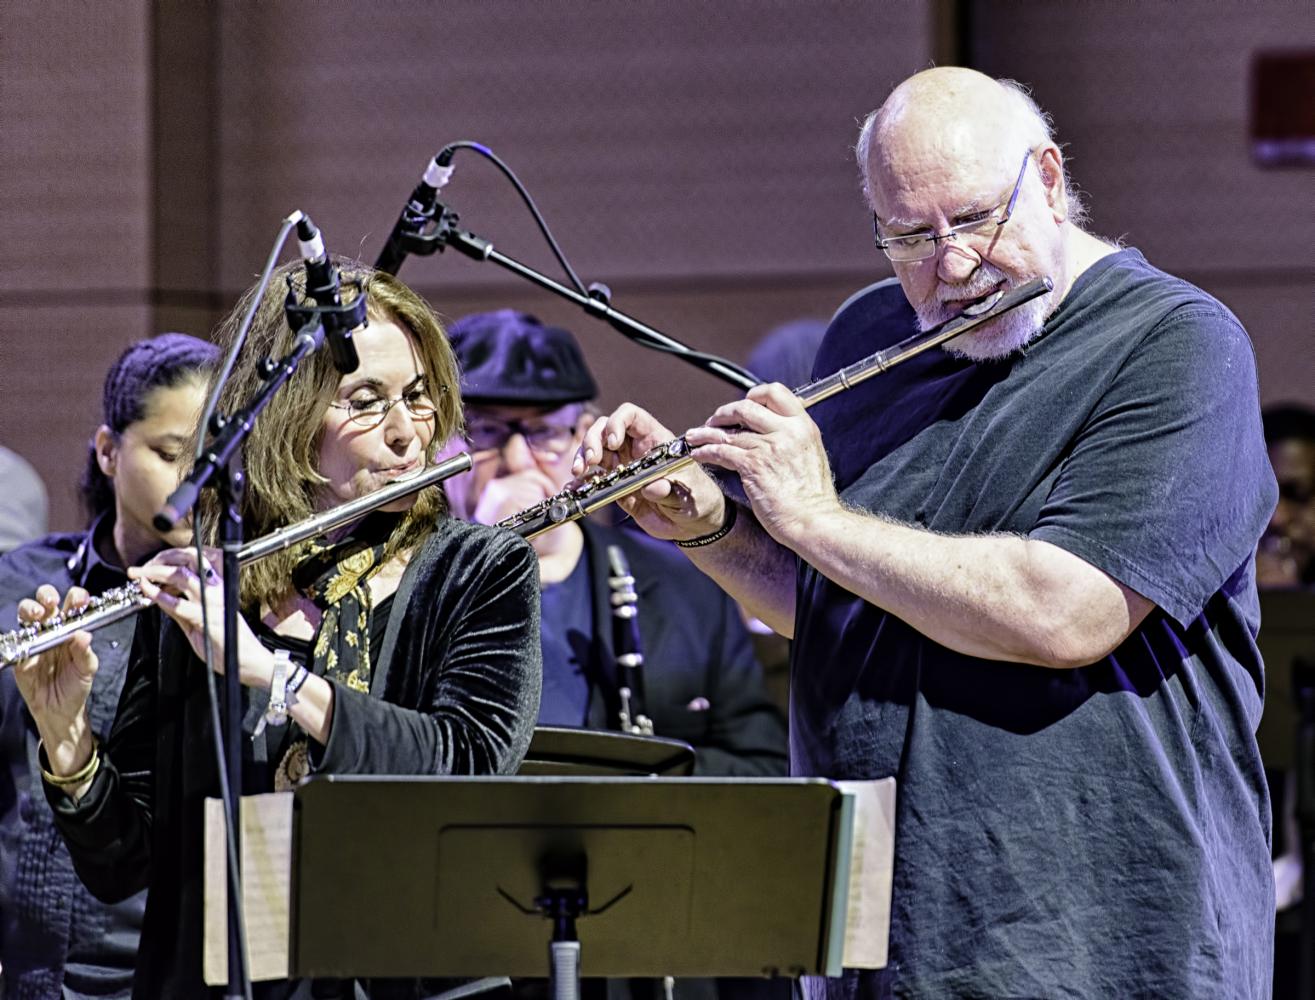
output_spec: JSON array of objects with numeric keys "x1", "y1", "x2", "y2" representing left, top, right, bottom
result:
[{"x1": 794, "y1": 250, "x2": 1277, "y2": 999}]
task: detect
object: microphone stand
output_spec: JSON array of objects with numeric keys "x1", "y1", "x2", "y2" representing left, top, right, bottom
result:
[
  {"x1": 154, "y1": 289, "x2": 367, "y2": 999},
  {"x1": 381, "y1": 199, "x2": 761, "y2": 393}
]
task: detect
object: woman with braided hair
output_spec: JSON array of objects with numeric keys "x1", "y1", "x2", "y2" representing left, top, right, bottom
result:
[
  {"x1": 11, "y1": 263, "x2": 543, "y2": 999},
  {"x1": 0, "y1": 332, "x2": 219, "y2": 999}
]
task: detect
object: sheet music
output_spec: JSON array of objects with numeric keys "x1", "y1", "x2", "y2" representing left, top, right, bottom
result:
[
  {"x1": 200, "y1": 779, "x2": 894, "y2": 982},
  {"x1": 837, "y1": 778, "x2": 896, "y2": 969},
  {"x1": 203, "y1": 792, "x2": 294, "y2": 984}
]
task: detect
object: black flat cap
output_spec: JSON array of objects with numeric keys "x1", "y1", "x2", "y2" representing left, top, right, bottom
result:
[{"x1": 448, "y1": 310, "x2": 598, "y2": 406}]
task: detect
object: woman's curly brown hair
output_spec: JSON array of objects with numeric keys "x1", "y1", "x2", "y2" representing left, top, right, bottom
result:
[{"x1": 199, "y1": 259, "x2": 463, "y2": 612}]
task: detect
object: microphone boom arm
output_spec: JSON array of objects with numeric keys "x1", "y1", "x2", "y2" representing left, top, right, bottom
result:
[{"x1": 378, "y1": 197, "x2": 762, "y2": 392}]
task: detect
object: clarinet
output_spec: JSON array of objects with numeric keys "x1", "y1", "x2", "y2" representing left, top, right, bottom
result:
[
  {"x1": 606, "y1": 544, "x2": 653, "y2": 736},
  {"x1": 498, "y1": 276, "x2": 1052, "y2": 540}
]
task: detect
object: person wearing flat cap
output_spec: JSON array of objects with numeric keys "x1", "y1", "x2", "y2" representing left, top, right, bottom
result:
[{"x1": 444, "y1": 310, "x2": 788, "y2": 778}]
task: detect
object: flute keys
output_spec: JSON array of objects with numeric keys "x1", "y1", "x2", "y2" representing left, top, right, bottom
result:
[{"x1": 0, "y1": 581, "x2": 151, "y2": 669}]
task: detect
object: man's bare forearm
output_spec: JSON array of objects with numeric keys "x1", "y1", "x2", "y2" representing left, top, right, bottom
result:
[
  {"x1": 792, "y1": 505, "x2": 1151, "y2": 668},
  {"x1": 683, "y1": 503, "x2": 798, "y2": 637}
]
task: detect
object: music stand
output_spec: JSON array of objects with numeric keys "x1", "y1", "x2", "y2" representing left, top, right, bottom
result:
[
  {"x1": 285, "y1": 776, "x2": 883, "y2": 996},
  {"x1": 520, "y1": 726, "x2": 695, "y2": 776}
]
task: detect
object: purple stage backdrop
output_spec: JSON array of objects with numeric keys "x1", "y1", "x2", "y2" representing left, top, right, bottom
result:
[{"x1": 0, "y1": 0, "x2": 1310, "y2": 532}]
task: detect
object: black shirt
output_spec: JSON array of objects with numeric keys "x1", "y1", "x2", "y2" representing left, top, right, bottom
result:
[
  {"x1": 0, "y1": 518, "x2": 145, "y2": 999},
  {"x1": 46, "y1": 518, "x2": 542, "y2": 1000},
  {"x1": 794, "y1": 251, "x2": 1277, "y2": 999},
  {"x1": 537, "y1": 553, "x2": 594, "y2": 726}
]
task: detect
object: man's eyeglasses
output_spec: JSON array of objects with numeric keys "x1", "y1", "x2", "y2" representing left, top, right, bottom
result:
[
  {"x1": 327, "y1": 385, "x2": 441, "y2": 429},
  {"x1": 464, "y1": 410, "x2": 582, "y2": 456},
  {"x1": 873, "y1": 150, "x2": 1033, "y2": 263}
]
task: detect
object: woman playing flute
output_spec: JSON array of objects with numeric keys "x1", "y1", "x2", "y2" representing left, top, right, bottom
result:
[
  {"x1": 11, "y1": 262, "x2": 543, "y2": 999},
  {"x1": 0, "y1": 332, "x2": 219, "y2": 999}
]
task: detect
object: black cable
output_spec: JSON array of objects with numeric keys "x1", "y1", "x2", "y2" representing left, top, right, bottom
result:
[
  {"x1": 195, "y1": 215, "x2": 302, "y2": 474},
  {"x1": 185, "y1": 214, "x2": 300, "y2": 1000},
  {"x1": 440, "y1": 142, "x2": 760, "y2": 390},
  {"x1": 441, "y1": 141, "x2": 589, "y2": 296},
  {"x1": 193, "y1": 521, "x2": 254, "y2": 1000}
]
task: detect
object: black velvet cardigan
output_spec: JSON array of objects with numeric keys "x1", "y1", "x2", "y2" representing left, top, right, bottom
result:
[{"x1": 46, "y1": 518, "x2": 543, "y2": 999}]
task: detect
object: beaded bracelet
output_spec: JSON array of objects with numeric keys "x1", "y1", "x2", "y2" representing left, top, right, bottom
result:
[
  {"x1": 674, "y1": 500, "x2": 739, "y2": 549},
  {"x1": 284, "y1": 662, "x2": 310, "y2": 706},
  {"x1": 39, "y1": 737, "x2": 100, "y2": 788}
]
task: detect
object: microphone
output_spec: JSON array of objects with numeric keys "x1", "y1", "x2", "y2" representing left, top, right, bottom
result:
[
  {"x1": 373, "y1": 149, "x2": 458, "y2": 275},
  {"x1": 295, "y1": 215, "x2": 358, "y2": 373}
]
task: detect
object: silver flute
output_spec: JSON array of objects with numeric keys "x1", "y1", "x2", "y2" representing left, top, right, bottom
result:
[
  {"x1": 498, "y1": 276, "x2": 1053, "y2": 540},
  {"x1": 0, "y1": 452, "x2": 473, "y2": 668}
]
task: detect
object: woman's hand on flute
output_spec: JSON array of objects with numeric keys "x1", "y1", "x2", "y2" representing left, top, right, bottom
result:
[
  {"x1": 13, "y1": 585, "x2": 99, "y2": 778},
  {"x1": 575, "y1": 403, "x2": 729, "y2": 542},
  {"x1": 130, "y1": 548, "x2": 276, "y2": 691}
]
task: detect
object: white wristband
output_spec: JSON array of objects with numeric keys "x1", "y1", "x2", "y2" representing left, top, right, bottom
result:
[{"x1": 264, "y1": 649, "x2": 292, "y2": 729}]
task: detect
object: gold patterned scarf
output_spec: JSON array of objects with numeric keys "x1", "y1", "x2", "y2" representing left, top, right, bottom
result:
[
  {"x1": 292, "y1": 524, "x2": 395, "y2": 694},
  {"x1": 272, "y1": 515, "x2": 401, "y2": 791}
]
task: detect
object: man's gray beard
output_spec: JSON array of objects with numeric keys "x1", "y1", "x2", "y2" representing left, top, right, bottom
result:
[{"x1": 914, "y1": 265, "x2": 1053, "y2": 361}]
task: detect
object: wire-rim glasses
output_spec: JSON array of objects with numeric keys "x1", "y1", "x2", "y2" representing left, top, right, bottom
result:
[
  {"x1": 873, "y1": 150, "x2": 1033, "y2": 263},
  {"x1": 327, "y1": 384, "x2": 443, "y2": 429}
]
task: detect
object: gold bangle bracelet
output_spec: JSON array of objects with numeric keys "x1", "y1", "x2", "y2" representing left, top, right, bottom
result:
[{"x1": 39, "y1": 737, "x2": 101, "y2": 788}]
